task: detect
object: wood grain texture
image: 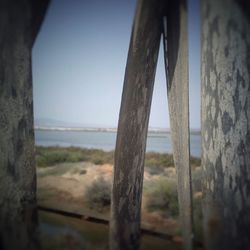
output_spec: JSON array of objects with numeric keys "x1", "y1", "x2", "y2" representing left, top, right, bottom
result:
[
  {"x1": 0, "y1": 1, "x2": 49, "y2": 249},
  {"x1": 201, "y1": 0, "x2": 250, "y2": 249},
  {"x1": 163, "y1": 1, "x2": 194, "y2": 249},
  {"x1": 109, "y1": 1, "x2": 165, "y2": 249}
]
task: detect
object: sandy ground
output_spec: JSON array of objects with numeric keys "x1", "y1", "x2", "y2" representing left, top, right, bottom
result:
[{"x1": 37, "y1": 162, "x2": 181, "y2": 236}]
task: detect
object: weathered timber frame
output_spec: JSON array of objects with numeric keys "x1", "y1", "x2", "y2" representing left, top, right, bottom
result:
[
  {"x1": 0, "y1": 1, "x2": 50, "y2": 250},
  {"x1": 110, "y1": 0, "x2": 193, "y2": 249},
  {"x1": 201, "y1": 0, "x2": 250, "y2": 250},
  {"x1": 1, "y1": 0, "x2": 250, "y2": 250},
  {"x1": 109, "y1": 0, "x2": 164, "y2": 249},
  {"x1": 163, "y1": 0, "x2": 193, "y2": 249}
]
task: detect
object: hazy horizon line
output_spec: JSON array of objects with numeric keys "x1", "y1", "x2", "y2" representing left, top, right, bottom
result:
[
  {"x1": 34, "y1": 117, "x2": 201, "y2": 131},
  {"x1": 34, "y1": 126, "x2": 201, "y2": 134}
]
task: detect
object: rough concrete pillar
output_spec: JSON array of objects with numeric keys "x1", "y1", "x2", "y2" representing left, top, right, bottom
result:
[
  {"x1": 163, "y1": 0, "x2": 193, "y2": 249},
  {"x1": 109, "y1": 0, "x2": 165, "y2": 249},
  {"x1": 201, "y1": 0, "x2": 250, "y2": 249},
  {"x1": 0, "y1": 1, "x2": 49, "y2": 249}
]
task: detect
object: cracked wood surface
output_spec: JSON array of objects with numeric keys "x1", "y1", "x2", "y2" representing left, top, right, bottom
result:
[
  {"x1": 109, "y1": 1, "x2": 165, "y2": 249},
  {"x1": 201, "y1": 0, "x2": 250, "y2": 249},
  {"x1": 163, "y1": 1, "x2": 194, "y2": 250},
  {"x1": 0, "y1": 1, "x2": 50, "y2": 249}
]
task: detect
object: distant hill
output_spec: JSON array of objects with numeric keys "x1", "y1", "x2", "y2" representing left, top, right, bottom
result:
[{"x1": 34, "y1": 118, "x2": 104, "y2": 129}]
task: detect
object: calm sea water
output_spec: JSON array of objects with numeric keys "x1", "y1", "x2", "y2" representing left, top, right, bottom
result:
[{"x1": 35, "y1": 130, "x2": 201, "y2": 157}]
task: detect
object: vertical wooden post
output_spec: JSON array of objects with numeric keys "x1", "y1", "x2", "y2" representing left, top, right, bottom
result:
[
  {"x1": 201, "y1": 0, "x2": 250, "y2": 249},
  {"x1": 0, "y1": 1, "x2": 49, "y2": 249},
  {"x1": 163, "y1": 0, "x2": 193, "y2": 249},
  {"x1": 109, "y1": 0, "x2": 164, "y2": 249}
]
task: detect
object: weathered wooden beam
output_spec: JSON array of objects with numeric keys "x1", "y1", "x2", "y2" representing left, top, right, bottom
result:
[
  {"x1": 163, "y1": 1, "x2": 193, "y2": 249},
  {"x1": 109, "y1": 0, "x2": 165, "y2": 249},
  {"x1": 201, "y1": 0, "x2": 250, "y2": 249},
  {"x1": 0, "y1": 1, "x2": 49, "y2": 249}
]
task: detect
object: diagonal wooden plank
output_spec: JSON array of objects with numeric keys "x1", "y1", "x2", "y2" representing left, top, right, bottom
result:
[
  {"x1": 109, "y1": 1, "x2": 165, "y2": 249},
  {"x1": 163, "y1": 1, "x2": 194, "y2": 249}
]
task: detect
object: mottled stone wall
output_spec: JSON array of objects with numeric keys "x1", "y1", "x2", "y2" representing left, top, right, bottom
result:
[
  {"x1": 109, "y1": 0, "x2": 165, "y2": 249},
  {"x1": 0, "y1": 1, "x2": 49, "y2": 249},
  {"x1": 201, "y1": 0, "x2": 250, "y2": 249}
]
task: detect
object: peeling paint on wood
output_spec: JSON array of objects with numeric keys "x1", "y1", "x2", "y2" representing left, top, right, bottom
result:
[
  {"x1": 0, "y1": 1, "x2": 49, "y2": 249},
  {"x1": 163, "y1": 1, "x2": 194, "y2": 250},
  {"x1": 201, "y1": 0, "x2": 250, "y2": 249},
  {"x1": 109, "y1": 1, "x2": 165, "y2": 249}
]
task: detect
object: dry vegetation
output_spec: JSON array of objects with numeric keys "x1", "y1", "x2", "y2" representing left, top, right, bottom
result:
[
  {"x1": 35, "y1": 146, "x2": 200, "y2": 168},
  {"x1": 36, "y1": 146, "x2": 202, "y2": 242}
]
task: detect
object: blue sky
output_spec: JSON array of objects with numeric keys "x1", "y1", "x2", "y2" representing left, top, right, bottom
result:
[{"x1": 32, "y1": 0, "x2": 200, "y2": 129}]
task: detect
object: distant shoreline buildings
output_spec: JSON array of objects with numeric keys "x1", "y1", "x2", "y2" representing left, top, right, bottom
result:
[{"x1": 34, "y1": 126, "x2": 201, "y2": 135}]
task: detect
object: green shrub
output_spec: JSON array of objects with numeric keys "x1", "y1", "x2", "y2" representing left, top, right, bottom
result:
[
  {"x1": 192, "y1": 167, "x2": 202, "y2": 192},
  {"x1": 145, "y1": 152, "x2": 174, "y2": 168},
  {"x1": 35, "y1": 146, "x2": 200, "y2": 169},
  {"x1": 145, "y1": 177, "x2": 179, "y2": 217},
  {"x1": 85, "y1": 177, "x2": 111, "y2": 211},
  {"x1": 36, "y1": 150, "x2": 69, "y2": 166},
  {"x1": 145, "y1": 165, "x2": 165, "y2": 175},
  {"x1": 193, "y1": 194, "x2": 203, "y2": 241},
  {"x1": 190, "y1": 156, "x2": 201, "y2": 166},
  {"x1": 80, "y1": 169, "x2": 87, "y2": 175},
  {"x1": 93, "y1": 158, "x2": 104, "y2": 165},
  {"x1": 35, "y1": 146, "x2": 114, "y2": 167}
]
